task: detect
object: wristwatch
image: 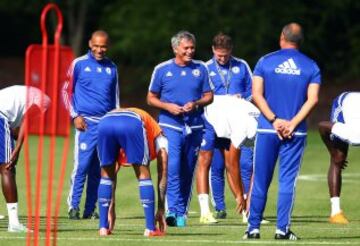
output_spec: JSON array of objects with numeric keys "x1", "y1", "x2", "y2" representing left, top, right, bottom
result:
[{"x1": 269, "y1": 115, "x2": 277, "y2": 123}]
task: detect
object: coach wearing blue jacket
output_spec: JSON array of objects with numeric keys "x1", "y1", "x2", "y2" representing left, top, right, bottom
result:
[
  {"x1": 64, "y1": 30, "x2": 120, "y2": 220},
  {"x1": 244, "y1": 23, "x2": 320, "y2": 240}
]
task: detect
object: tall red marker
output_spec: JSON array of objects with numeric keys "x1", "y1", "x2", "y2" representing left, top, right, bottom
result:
[{"x1": 24, "y1": 3, "x2": 73, "y2": 246}]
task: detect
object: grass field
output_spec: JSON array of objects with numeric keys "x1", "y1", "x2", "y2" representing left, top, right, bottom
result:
[{"x1": 0, "y1": 130, "x2": 359, "y2": 245}]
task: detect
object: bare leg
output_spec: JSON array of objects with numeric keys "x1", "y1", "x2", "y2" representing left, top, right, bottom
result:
[
  {"x1": 223, "y1": 144, "x2": 245, "y2": 213},
  {"x1": 1, "y1": 165, "x2": 28, "y2": 230},
  {"x1": 318, "y1": 121, "x2": 348, "y2": 197},
  {"x1": 196, "y1": 150, "x2": 217, "y2": 221},
  {"x1": 133, "y1": 165, "x2": 151, "y2": 180},
  {"x1": 196, "y1": 150, "x2": 213, "y2": 194},
  {"x1": 0, "y1": 166, "x2": 18, "y2": 203},
  {"x1": 319, "y1": 121, "x2": 350, "y2": 223}
]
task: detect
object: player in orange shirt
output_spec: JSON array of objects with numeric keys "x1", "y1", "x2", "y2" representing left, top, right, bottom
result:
[{"x1": 97, "y1": 108, "x2": 168, "y2": 237}]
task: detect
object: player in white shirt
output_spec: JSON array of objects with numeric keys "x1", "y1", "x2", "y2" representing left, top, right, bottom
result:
[
  {"x1": 0, "y1": 85, "x2": 50, "y2": 232},
  {"x1": 318, "y1": 92, "x2": 360, "y2": 224}
]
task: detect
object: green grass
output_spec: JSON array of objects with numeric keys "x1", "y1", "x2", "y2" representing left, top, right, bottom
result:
[{"x1": 0, "y1": 130, "x2": 359, "y2": 245}]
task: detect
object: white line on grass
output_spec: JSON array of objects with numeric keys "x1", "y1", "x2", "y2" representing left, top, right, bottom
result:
[
  {"x1": 298, "y1": 173, "x2": 360, "y2": 183},
  {"x1": 0, "y1": 236, "x2": 360, "y2": 245},
  {"x1": 54, "y1": 223, "x2": 360, "y2": 231}
]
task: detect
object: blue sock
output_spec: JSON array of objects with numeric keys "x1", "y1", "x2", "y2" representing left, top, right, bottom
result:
[
  {"x1": 211, "y1": 149, "x2": 226, "y2": 211},
  {"x1": 98, "y1": 177, "x2": 113, "y2": 229},
  {"x1": 139, "y1": 178, "x2": 155, "y2": 231}
]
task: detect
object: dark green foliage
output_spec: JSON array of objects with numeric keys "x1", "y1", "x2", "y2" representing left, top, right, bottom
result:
[
  {"x1": 1, "y1": 0, "x2": 359, "y2": 83},
  {"x1": 98, "y1": 0, "x2": 360, "y2": 86}
]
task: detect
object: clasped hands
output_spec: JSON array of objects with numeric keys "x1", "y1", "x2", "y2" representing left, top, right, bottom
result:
[
  {"x1": 166, "y1": 102, "x2": 197, "y2": 115},
  {"x1": 273, "y1": 118, "x2": 296, "y2": 140}
]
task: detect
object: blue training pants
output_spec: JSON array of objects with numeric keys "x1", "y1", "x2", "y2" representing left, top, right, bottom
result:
[
  {"x1": 248, "y1": 133, "x2": 306, "y2": 233},
  {"x1": 163, "y1": 127, "x2": 202, "y2": 217},
  {"x1": 68, "y1": 119, "x2": 101, "y2": 215}
]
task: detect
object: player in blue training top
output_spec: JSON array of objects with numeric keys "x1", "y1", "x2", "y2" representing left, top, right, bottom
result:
[
  {"x1": 147, "y1": 30, "x2": 213, "y2": 227},
  {"x1": 318, "y1": 92, "x2": 360, "y2": 224},
  {"x1": 244, "y1": 23, "x2": 321, "y2": 240},
  {"x1": 63, "y1": 30, "x2": 120, "y2": 220},
  {"x1": 196, "y1": 33, "x2": 252, "y2": 223}
]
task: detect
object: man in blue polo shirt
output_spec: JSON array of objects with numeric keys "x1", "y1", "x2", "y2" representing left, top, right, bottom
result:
[
  {"x1": 245, "y1": 23, "x2": 321, "y2": 240},
  {"x1": 64, "y1": 30, "x2": 120, "y2": 220},
  {"x1": 147, "y1": 30, "x2": 213, "y2": 227}
]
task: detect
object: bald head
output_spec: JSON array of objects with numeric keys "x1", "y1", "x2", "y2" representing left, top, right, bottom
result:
[
  {"x1": 91, "y1": 30, "x2": 109, "y2": 40},
  {"x1": 89, "y1": 30, "x2": 109, "y2": 60},
  {"x1": 281, "y1": 23, "x2": 303, "y2": 47}
]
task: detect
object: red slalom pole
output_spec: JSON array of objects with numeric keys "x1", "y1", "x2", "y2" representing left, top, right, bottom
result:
[
  {"x1": 24, "y1": 38, "x2": 34, "y2": 246},
  {"x1": 24, "y1": 3, "x2": 73, "y2": 246},
  {"x1": 32, "y1": 4, "x2": 49, "y2": 245},
  {"x1": 40, "y1": 4, "x2": 64, "y2": 246},
  {"x1": 52, "y1": 135, "x2": 70, "y2": 246}
]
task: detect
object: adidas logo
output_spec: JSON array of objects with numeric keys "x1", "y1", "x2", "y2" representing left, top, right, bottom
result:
[
  {"x1": 166, "y1": 71, "x2": 173, "y2": 77},
  {"x1": 84, "y1": 66, "x2": 91, "y2": 72},
  {"x1": 275, "y1": 58, "x2": 301, "y2": 75}
]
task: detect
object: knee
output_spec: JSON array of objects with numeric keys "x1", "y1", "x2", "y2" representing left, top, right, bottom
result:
[
  {"x1": 0, "y1": 166, "x2": 15, "y2": 177},
  {"x1": 318, "y1": 121, "x2": 332, "y2": 134},
  {"x1": 332, "y1": 153, "x2": 347, "y2": 169},
  {"x1": 199, "y1": 150, "x2": 212, "y2": 161}
]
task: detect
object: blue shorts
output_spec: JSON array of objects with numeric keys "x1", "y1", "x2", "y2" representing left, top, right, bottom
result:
[
  {"x1": 330, "y1": 92, "x2": 348, "y2": 124},
  {"x1": 330, "y1": 92, "x2": 360, "y2": 145},
  {"x1": 200, "y1": 117, "x2": 230, "y2": 151},
  {"x1": 97, "y1": 112, "x2": 150, "y2": 166},
  {"x1": 0, "y1": 115, "x2": 13, "y2": 164}
]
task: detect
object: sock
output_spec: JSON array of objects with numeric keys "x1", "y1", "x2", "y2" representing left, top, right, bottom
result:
[
  {"x1": 139, "y1": 179, "x2": 155, "y2": 231},
  {"x1": 249, "y1": 228, "x2": 260, "y2": 235},
  {"x1": 7, "y1": 203, "x2": 20, "y2": 225},
  {"x1": 98, "y1": 177, "x2": 113, "y2": 229},
  {"x1": 330, "y1": 197, "x2": 341, "y2": 216},
  {"x1": 198, "y1": 193, "x2": 210, "y2": 216},
  {"x1": 275, "y1": 229, "x2": 286, "y2": 235}
]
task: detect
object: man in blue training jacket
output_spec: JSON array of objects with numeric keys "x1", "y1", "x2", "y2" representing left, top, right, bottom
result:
[{"x1": 64, "y1": 30, "x2": 120, "y2": 220}]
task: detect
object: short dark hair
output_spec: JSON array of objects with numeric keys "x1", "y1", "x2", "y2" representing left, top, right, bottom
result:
[
  {"x1": 212, "y1": 32, "x2": 233, "y2": 50},
  {"x1": 282, "y1": 23, "x2": 303, "y2": 46}
]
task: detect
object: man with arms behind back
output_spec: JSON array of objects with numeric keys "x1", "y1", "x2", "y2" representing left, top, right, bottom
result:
[{"x1": 245, "y1": 23, "x2": 321, "y2": 240}]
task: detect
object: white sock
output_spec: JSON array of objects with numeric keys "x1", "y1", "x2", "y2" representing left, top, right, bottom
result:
[
  {"x1": 7, "y1": 203, "x2": 20, "y2": 225},
  {"x1": 330, "y1": 197, "x2": 341, "y2": 216},
  {"x1": 275, "y1": 229, "x2": 286, "y2": 235},
  {"x1": 198, "y1": 194, "x2": 210, "y2": 216}
]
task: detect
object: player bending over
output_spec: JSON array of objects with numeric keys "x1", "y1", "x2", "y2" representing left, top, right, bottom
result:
[
  {"x1": 0, "y1": 85, "x2": 50, "y2": 232},
  {"x1": 97, "y1": 108, "x2": 167, "y2": 236},
  {"x1": 196, "y1": 95, "x2": 259, "y2": 224},
  {"x1": 318, "y1": 92, "x2": 360, "y2": 224}
]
